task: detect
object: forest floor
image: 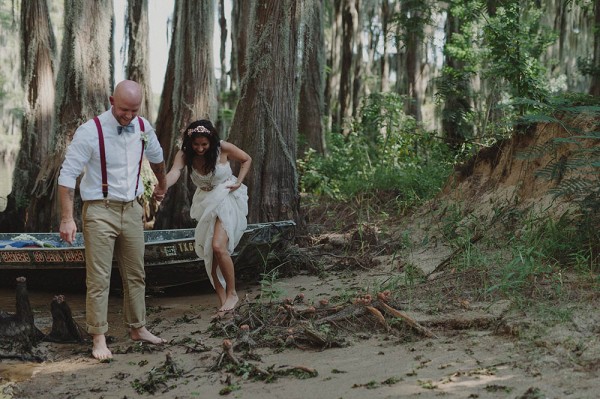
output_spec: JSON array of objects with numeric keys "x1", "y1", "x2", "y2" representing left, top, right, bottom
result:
[{"x1": 1, "y1": 190, "x2": 599, "y2": 399}]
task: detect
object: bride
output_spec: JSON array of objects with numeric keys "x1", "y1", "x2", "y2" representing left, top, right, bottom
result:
[{"x1": 157, "y1": 119, "x2": 251, "y2": 313}]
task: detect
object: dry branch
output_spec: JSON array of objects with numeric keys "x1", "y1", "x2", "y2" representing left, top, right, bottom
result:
[{"x1": 376, "y1": 302, "x2": 437, "y2": 338}]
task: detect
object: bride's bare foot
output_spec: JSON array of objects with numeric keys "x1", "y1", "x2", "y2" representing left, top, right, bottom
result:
[
  {"x1": 218, "y1": 293, "x2": 239, "y2": 312},
  {"x1": 92, "y1": 334, "x2": 112, "y2": 360},
  {"x1": 215, "y1": 285, "x2": 226, "y2": 308},
  {"x1": 130, "y1": 326, "x2": 166, "y2": 344}
]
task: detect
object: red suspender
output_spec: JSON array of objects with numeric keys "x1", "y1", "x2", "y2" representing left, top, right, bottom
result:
[
  {"x1": 135, "y1": 116, "x2": 145, "y2": 195},
  {"x1": 93, "y1": 117, "x2": 108, "y2": 199},
  {"x1": 93, "y1": 116, "x2": 146, "y2": 199}
]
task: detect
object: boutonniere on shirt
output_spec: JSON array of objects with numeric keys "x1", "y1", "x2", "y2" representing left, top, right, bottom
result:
[{"x1": 140, "y1": 132, "x2": 149, "y2": 144}]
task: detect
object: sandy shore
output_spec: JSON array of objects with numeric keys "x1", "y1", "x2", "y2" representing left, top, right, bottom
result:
[{"x1": 2, "y1": 265, "x2": 599, "y2": 399}]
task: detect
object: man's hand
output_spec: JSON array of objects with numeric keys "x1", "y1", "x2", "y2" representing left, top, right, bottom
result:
[
  {"x1": 152, "y1": 185, "x2": 166, "y2": 201},
  {"x1": 60, "y1": 219, "x2": 77, "y2": 244}
]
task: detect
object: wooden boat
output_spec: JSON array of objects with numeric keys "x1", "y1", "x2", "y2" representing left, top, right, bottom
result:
[{"x1": 0, "y1": 221, "x2": 295, "y2": 292}]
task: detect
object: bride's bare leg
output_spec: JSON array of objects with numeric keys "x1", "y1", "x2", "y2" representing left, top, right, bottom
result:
[
  {"x1": 212, "y1": 219, "x2": 238, "y2": 312},
  {"x1": 211, "y1": 257, "x2": 226, "y2": 307}
]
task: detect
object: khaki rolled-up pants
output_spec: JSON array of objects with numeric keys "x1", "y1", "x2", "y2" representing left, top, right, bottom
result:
[{"x1": 82, "y1": 200, "x2": 146, "y2": 335}]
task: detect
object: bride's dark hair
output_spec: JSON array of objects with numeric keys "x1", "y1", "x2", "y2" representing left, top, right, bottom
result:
[{"x1": 181, "y1": 119, "x2": 220, "y2": 174}]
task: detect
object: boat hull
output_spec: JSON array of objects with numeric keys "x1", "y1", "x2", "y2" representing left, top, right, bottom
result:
[{"x1": 0, "y1": 221, "x2": 295, "y2": 292}]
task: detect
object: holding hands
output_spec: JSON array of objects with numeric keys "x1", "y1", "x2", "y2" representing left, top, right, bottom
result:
[{"x1": 152, "y1": 185, "x2": 166, "y2": 201}]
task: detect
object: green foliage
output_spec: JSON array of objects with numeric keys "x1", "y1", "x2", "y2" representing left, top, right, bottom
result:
[
  {"x1": 515, "y1": 98, "x2": 600, "y2": 217},
  {"x1": 391, "y1": 0, "x2": 432, "y2": 41},
  {"x1": 298, "y1": 92, "x2": 452, "y2": 207},
  {"x1": 489, "y1": 213, "x2": 600, "y2": 300},
  {"x1": 483, "y1": 2, "x2": 553, "y2": 104},
  {"x1": 259, "y1": 267, "x2": 285, "y2": 302}
]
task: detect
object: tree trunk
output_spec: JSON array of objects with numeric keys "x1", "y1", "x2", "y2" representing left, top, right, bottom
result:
[
  {"x1": 216, "y1": 0, "x2": 231, "y2": 136},
  {"x1": 298, "y1": 0, "x2": 325, "y2": 156},
  {"x1": 45, "y1": 295, "x2": 88, "y2": 343},
  {"x1": 339, "y1": 0, "x2": 357, "y2": 135},
  {"x1": 325, "y1": 0, "x2": 343, "y2": 132},
  {"x1": 155, "y1": 0, "x2": 178, "y2": 158},
  {"x1": 27, "y1": 0, "x2": 113, "y2": 232},
  {"x1": 380, "y1": 0, "x2": 391, "y2": 92},
  {"x1": 154, "y1": 0, "x2": 217, "y2": 229},
  {"x1": 403, "y1": 2, "x2": 423, "y2": 122},
  {"x1": 126, "y1": 0, "x2": 153, "y2": 121},
  {"x1": 441, "y1": 1, "x2": 473, "y2": 151},
  {"x1": 352, "y1": 0, "x2": 364, "y2": 118},
  {"x1": 0, "y1": 277, "x2": 44, "y2": 350},
  {"x1": 218, "y1": 0, "x2": 228, "y2": 95},
  {"x1": 590, "y1": 0, "x2": 600, "y2": 95},
  {"x1": 230, "y1": 0, "x2": 252, "y2": 93},
  {"x1": 228, "y1": 0, "x2": 301, "y2": 225},
  {"x1": 0, "y1": 0, "x2": 56, "y2": 233}
]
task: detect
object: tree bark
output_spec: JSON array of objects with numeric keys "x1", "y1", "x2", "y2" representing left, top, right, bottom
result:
[
  {"x1": 230, "y1": 0, "x2": 252, "y2": 93},
  {"x1": 126, "y1": 0, "x2": 153, "y2": 121},
  {"x1": 26, "y1": 0, "x2": 113, "y2": 232},
  {"x1": 590, "y1": 0, "x2": 600, "y2": 95},
  {"x1": 0, "y1": 0, "x2": 56, "y2": 233},
  {"x1": 154, "y1": 0, "x2": 217, "y2": 229},
  {"x1": 339, "y1": 0, "x2": 357, "y2": 135},
  {"x1": 228, "y1": 0, "x2": 301, "y2": 225},
  {"x1": 325, "y1": 0, "x2": 343, "y2": 132},
  {"x1": 403, "y1": 1, "x2": 423, "y2": 122},
  {"x1": 298, "y1": 0, "x2": 325, "y2": 156}
]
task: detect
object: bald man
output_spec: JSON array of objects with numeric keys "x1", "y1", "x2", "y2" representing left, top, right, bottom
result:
[{"x1": 58, "y1": 80, "x2": 167, "y2": 360}]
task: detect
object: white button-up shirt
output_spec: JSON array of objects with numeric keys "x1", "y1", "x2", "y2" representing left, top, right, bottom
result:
[{"x1": 58, "y1": 108, "x2": 164, "y2": 202}]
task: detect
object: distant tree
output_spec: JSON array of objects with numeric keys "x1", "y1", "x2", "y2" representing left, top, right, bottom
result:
[
  {"x1": 439, "y1": 0, "x2": 476, "y2": 152},
  {"x1": 27, "y1": 0, "x2": 113, "y2": 232},
  {"x1": 0, "y1": 0, "x2": 56, "y2": 232},
  {"x1": 339, "y1": 0, "x2": 357, "y2": 134},
  {"x1": 125, "y1": 0, "x2": 153, "y2": 120},
  {"x1": 154, "y1": 0, "x2": 217, "y2": 229},
  {"x1": 395, "y1": 0, "x2": 430, "y2": 122},
  {"x1": 380, "y1": 0, "x2": 393, "y2": 92},
  {"x1": 228, "y1": 0, "x2": 301, "y2": 224},
  {"x1": 325, "y1": 0, "x2": 342, "y2": 132}
]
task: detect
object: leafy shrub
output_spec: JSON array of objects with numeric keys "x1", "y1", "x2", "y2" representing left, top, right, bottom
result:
[{"x1": 298, "y1": 93, "x2": 453, "y2": 208}]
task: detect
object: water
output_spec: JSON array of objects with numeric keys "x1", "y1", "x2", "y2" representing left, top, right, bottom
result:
[{"x1": 0, "y1": 158, "x2": 14, "y2": 212}]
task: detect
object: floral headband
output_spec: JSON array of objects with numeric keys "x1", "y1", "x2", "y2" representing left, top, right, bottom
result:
[{"x1": 186, "y1": 125, "x2": 211, "y2": 136}]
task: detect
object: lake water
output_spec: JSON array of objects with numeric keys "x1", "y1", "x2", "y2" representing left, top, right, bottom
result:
[{"x1": 0, "y1": 158, "x2": 14, "y2": 212}]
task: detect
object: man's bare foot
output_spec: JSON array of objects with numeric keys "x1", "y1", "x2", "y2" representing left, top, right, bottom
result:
[
  {"x1": 92, "y1": 334, "x2": 112, "y2": 360},
  {"x1": 130, "y1": 326, "x2": 166, "y2": 344},
  {"x1": 218, "y1": 293, "x2": 239, "y2": 312}
]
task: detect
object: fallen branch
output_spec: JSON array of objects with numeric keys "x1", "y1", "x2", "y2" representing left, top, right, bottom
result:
[{"x1": 376, "y1": 302, "x2": 438, "y2": 338}]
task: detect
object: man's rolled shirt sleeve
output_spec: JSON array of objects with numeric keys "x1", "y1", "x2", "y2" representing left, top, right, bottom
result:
[{"x1": 58, "y1": 127, "x2": 93, "y2": 189}]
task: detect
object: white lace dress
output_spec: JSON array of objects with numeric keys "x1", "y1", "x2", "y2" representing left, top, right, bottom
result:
[{"x1": 189, "y1": 151, "x2": 248, "y2": 288}]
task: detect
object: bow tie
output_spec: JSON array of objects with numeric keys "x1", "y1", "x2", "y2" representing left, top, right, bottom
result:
[{"x1": 117, "y1": 123, "x2": 135, "y2": 135}]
